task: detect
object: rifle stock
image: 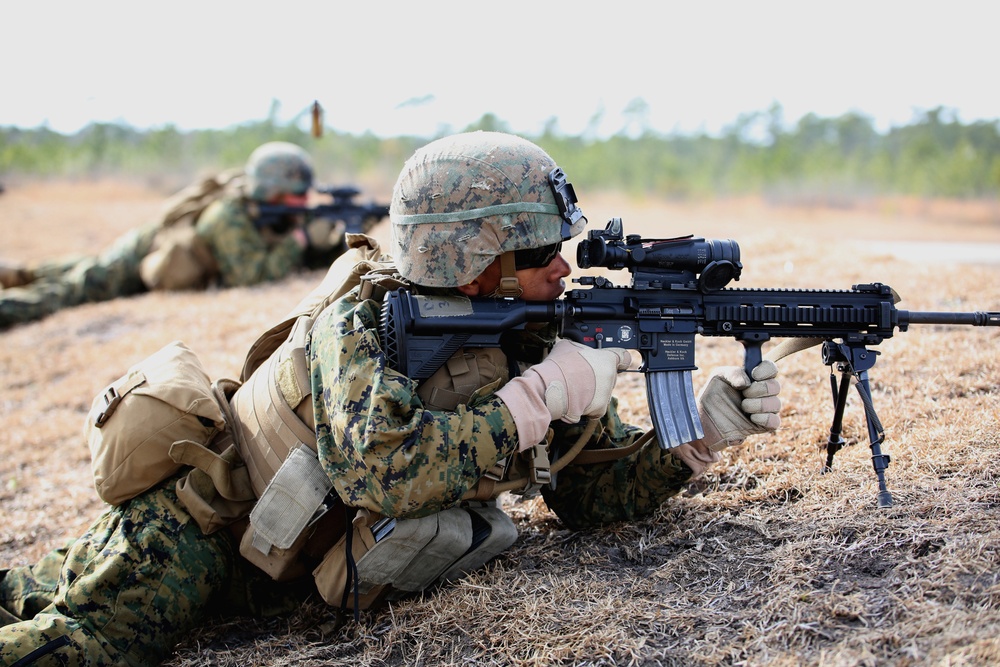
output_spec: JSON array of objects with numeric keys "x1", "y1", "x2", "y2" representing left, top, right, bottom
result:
[{"x1": 380, "y1": 218, "x2": 999, "y2": 506}]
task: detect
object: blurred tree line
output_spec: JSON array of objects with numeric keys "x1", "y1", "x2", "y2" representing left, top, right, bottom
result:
[{"x1": 1, "y1": 103, "x2": 998, "y2": 201}]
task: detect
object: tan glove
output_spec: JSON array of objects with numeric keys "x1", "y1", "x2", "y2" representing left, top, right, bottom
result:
[
  {"x1": 495, "y1": 339, "x2": 633, "y2": 450},
  {"x1": 305, "y1": 217, "x2": 346, "y2": 251},
  {"x1": 696, "y1": 360, "x2": 781, "y2": 452}
]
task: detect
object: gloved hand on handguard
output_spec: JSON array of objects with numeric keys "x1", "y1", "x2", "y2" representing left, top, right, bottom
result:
[
  {"x1": 697, "y1": 360, "x2": 782, "y2": 451},
  {"x1": 305, "y1": 217, "x2": 346, "y2": 252}
]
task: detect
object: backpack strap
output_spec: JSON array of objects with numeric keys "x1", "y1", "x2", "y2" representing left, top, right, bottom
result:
[
  {"x1": 172, "y1": 378, "x2": 258, "y2": 534},
  {"x1": 158, "y1": 168, "x2": 245, "y2": 228},
  {"x1": 240, "y1": 233, "x2": 397, "y2": 381}
]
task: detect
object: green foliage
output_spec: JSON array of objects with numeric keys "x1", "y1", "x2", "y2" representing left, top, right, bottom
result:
[{"x1": 1, "y1": 105, "x2": 998, "y2": 200}]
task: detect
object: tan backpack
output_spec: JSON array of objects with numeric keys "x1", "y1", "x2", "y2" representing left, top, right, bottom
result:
[
  {"x1": 157, "y1": 168, "x2": 245, "y2": 229},
  {"x1": 139, "y1": 169, "x2": 244, "y2": 291},
  {"x1": 84, "y1": 341, "x2": 226, "y2": 506}
]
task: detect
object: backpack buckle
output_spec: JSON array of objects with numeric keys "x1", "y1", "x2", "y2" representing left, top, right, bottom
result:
[{"x1": 94, "y1": 387, "x2": 122, "y2": 428}]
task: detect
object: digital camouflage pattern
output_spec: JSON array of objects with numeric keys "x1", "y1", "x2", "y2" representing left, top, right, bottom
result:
[
  {"x1": 0, "y1": 194, "x2": 303, "y2": 328},
  {"x1": 389, "y1": 131, "x2": 586, "y2": 287},
  {"x1": 0, "y1": 129, "x2": 700, "y2": 663},
  {"x1": 244, "y1": 141, "x2": 313, "y2": 202},
  {"x1": 0, "y1": 480, "x2": 236, "y2": 667},
  {"x1": 194, "y1": 196, "x2": 303, "y2": 287},
  {"x1": 308, "y1": 286, "x2": 697, "y2": 527},
  {"x1": 0, "y1": 223, "x2": 158, "y2": 328},
  {"x1": 541, "y1": 411, "x2": 698, "y2": 531},
  {"x1": 0, "y1": 267, "x2": 698, "y2": 665},
  {"x1": 309, "y1": 291, "x2": 520, "y2": 518}
]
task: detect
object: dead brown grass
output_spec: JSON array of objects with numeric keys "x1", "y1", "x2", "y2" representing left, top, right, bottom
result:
[{"x1": 1, "y1": 181, "x2": 999, "y2": 666}]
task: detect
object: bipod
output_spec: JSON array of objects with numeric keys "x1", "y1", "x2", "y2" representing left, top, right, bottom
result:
[{"x1": 820, "y1": 341, "x2": 894, "y2": 508}]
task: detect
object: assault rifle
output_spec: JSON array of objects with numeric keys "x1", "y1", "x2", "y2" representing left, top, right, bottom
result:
[
  {"x1": 254, "y1": 185, "x2": 390, "y2": 235},
  {"x1": 380, "y1": 217, "x2": 999, "y2": 507}
]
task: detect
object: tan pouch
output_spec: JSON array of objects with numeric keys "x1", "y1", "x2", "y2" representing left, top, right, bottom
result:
[
  {"x1": 173, "y1": 436, "x2": 258, "y2": 535},
  {"x1": 313, "y1": 508, "x2": 390, "y2": 610},
  {"x1": 239, "y1": 445, "x2": 334, "y2": 581},
  {"x1": 140, "y1": 225, "x2": 219, "y2": 291},
  {"x1": 311, "y1": 503, "x2": 517, "y2": 610},
  {"x1": 172, "y1": 378, "x2": 258, "y2": 534},
  {"x1": 240, "y1": 517, "x2": 315, "y2": 582},
  {"x1": 438, "y1": 502, "x2": 518, "y2": 583},
  {"x1": 387, "y1": 508, "x2": 474, "y2": 592},
  {"x1": 85, "y1": 341, "x2": 224, "y2": 506}
]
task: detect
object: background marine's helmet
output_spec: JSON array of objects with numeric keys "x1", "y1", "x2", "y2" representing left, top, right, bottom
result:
[
  {"x1": 245, "y1": 142, "x2": 314, "y2": 202},
  {"x1": 389, "y1": 131, "x2": 586, "y2": 288}
]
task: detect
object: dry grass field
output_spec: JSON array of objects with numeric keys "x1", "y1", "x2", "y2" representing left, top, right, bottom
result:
[{"x1": 1, "y1": 180, "x2": 999, "y2": 666}]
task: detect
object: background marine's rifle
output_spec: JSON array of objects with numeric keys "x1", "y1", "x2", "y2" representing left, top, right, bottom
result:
[
  {"x1": 254, "y1": 185, "x2": 390, "y2": 235},
  {"x1": 380, "y1": 218, "x2": 999, "y2": 507}
]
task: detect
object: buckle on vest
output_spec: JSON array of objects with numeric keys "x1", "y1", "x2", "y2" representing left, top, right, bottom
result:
[
  {"x1": 482, "y1": 456, "x2": 509, "y2": 482},
  {"x1": 522, "y1": 445, "x2": 551, "y2": 497},
  {"x1": 94, "y1": 387, "x2": 123, "y2": 428}
]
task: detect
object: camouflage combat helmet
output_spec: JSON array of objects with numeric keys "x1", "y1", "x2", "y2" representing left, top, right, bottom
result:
[
  {"x1": 390, "y1": 131, "x2": 587, "y2": 293},
  {"x1": 245, "y1": 141, "x2": 314, "y2": 202}
]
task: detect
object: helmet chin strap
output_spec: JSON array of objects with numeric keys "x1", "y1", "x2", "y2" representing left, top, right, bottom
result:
[{"x1": 487, "y1": 252, "x2": 523, "y2": 299}]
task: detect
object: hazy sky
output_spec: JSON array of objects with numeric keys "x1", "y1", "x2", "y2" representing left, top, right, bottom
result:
[{"x1": 5, "y1": 1, "x2": 997, "y2": 138}]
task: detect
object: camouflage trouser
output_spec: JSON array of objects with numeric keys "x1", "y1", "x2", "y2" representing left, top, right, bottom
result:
[
  {"x1": 0, "y1": 224, "x2": 157, "y2": 328},
  {"x1": 0, "y1": 483, "x2": 236, "y2": 667}
]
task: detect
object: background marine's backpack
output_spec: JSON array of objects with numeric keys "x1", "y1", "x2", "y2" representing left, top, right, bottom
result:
[{"x1": 139, "y1": 169, "x2": 244, "y2": 291}]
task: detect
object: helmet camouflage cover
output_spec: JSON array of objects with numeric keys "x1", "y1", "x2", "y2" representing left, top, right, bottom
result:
[
  {"x1": 245, "y1": 141, "x2": 314, "y2": 202},
  {"x1": 390, "y1": 131, "x2": 586, "y2": 287}
]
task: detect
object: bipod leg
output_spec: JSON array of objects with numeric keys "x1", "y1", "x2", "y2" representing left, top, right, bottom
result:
[
  {"x1": 853, "y1": 370, "x2": 893, "y2": 508},
  {"x1": 824, "y1": 370, "x2": 852, "y2": 473}
]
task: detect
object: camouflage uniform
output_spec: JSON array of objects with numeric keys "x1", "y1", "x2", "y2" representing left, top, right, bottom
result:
[
  {"x1": 0, "y1": 195, "x2": 304, "y2": 329},
  {"x1": 0, "y1": 223, "x2": 159, "y2": 328},
  {"x1": 193, "y1": 196, "x2": 303, "y2": 287},
  {"x1": 0, "y1": 476, "x2": 312, "y2": 666},
  {"x1": 0, "y1": 274, "x2": 698, "y2": 666},
  {"x1": 308, "y1": 131, "x2": 696, "y2": 526},
  {"x1": 0, "y1": 480, "x2": 235, "y2": 666},
  {"x1": 309, "y1": 288, "x2": 697, "y2": 529}
]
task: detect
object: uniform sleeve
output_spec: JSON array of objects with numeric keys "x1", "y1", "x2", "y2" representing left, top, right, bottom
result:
[
  {"x1": 195, "y1": 198, "x2": 303, "y2": 287},
  {"x1": 309, "y1": 295, "x2": 520, "y2": 519},
  {"x1": 540, "y1": 399, "x2": 696, "y2": 531}
]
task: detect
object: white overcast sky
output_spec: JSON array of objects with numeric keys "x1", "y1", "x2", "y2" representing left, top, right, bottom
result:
[{"x1": 4, "y1": 1, "x2": 997, "y2": 138}]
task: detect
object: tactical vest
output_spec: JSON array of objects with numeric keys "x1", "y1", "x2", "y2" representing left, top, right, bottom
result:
[
  {"x1": 165, "y1": 234, "x2": 512, "y2": 609},
  {"x1": 176, "y1": 232, "x2": 642, "y2": 610}
]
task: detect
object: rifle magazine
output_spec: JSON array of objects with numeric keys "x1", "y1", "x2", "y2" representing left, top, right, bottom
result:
[{"x1": 646, "y1": 370, "x2": 704, "y2": 449}]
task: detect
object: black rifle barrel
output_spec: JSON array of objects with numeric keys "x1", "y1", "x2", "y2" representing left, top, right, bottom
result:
[{"x1": 901, "y1": 311, "x2": 1000, "y2": 326}]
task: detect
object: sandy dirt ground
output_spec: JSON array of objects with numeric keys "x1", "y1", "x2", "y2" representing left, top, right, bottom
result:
[{"x1": 1, "y1": 180, "x2": 999, "y2": 666}]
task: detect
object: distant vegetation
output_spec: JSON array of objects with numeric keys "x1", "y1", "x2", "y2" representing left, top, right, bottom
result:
[{"x1": 2, "y1": 104, "x2": 998, "y2": 201}]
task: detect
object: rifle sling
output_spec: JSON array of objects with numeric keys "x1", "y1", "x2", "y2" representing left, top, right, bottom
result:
[
  {"x1": 559, "y1": 425, "x2": 655, "y2": 466},
  {"x1": 765, "y1": 337, "x2": 824, "y2": 363}
]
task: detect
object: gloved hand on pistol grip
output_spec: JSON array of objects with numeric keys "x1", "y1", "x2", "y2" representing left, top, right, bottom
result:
[
  {"x1": 495, "y1": 339, "x2": 633, "y2": 450},
  {"x1": 697, "y1": 360, "x2": 782, "y2": 452}
]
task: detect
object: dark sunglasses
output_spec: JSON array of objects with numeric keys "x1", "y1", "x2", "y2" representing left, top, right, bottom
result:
[{"x1": 514, "y1": 241, "x2": 562, "y2": 270}]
